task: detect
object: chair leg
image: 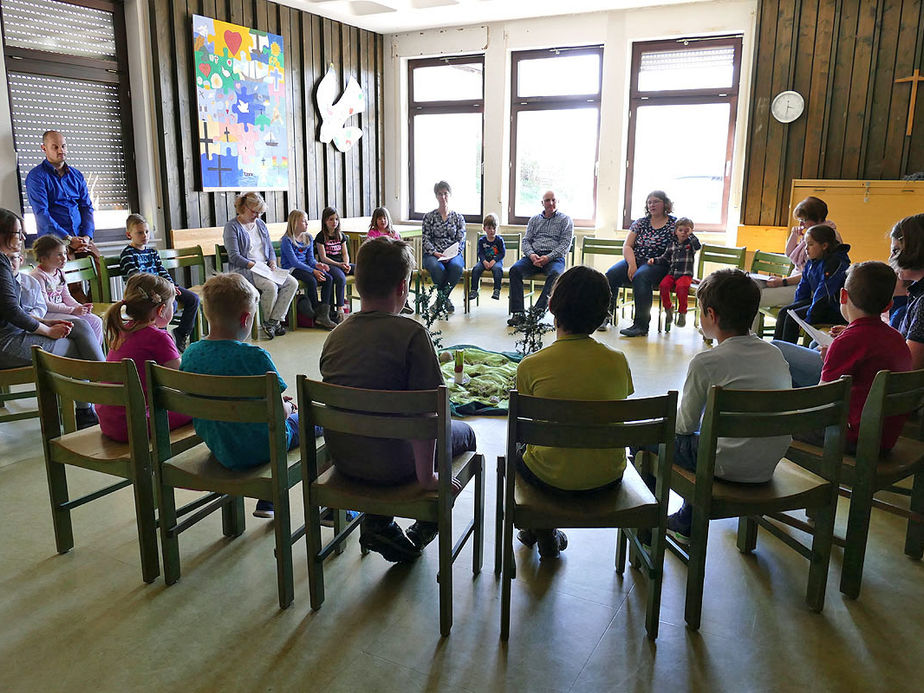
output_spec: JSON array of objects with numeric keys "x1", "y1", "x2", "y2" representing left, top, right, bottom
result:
[
  {"x1": 736, "y1": 516, "x2": 759, "y2": 553},
  {"x1": 438, "y1": 515, "x2": 453, "y2": 637},
  {"x1": 500, "y1": 496, "x2": 515, "y2": 641},
  {"x1": 807, "y1": 494, "x2": 837, "y2": 611},
  {"x1": 44, "y1": 460, "x2": 74, "y2": 554},
  {"x1": 615, "y1": 529, "x2": 627, "y2": 573},
  {"x1": 132, "y1": 467, "x2": 160, "y2": 584},
  {"x1": 306, "y1": 500, "x2": 326, "y2": 610},
  {"x1": 840, "y1": 483, "x2": 876, "y2": 600},
  {"x1": 495, "y1": 456, "x2": 505, "y2": 576},
  {"x1": 472, "y1": 457, "x2": 485, "y2": 575},
  {"x1": 646, "y1": 526, "x2": 666, "y2": 640},
  {"x1": 684, "y1": 508, "x2": 710, "y2": 630},
  {"x1": 159, "y1": 486, "x2": 181, "y2": 586},
  {"x1": 221, "y1": 495, "x2": 245, "y2": 537},
  {"x1": 904, "y1": 471, "x2": 924, "y2": 560},
  {"x1": 274, "y1": 494, "x2": 294, "y2": 609}
]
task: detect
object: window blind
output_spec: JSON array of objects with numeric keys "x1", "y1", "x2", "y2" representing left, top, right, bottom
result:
[{"x1": 0, "y1": 0, "x2": 117, "y2": 60}]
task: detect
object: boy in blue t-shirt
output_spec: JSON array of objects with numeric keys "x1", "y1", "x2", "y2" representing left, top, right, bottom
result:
[
  {"x1": 468, "y1": 213, "x2": 506, "y2": 301},
  {"x1": 181, "y1": 272, "x2": 316, "y2": 519}
]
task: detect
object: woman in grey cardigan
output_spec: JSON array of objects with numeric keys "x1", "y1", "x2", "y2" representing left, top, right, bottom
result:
[
  {"x1": 0, "y1": 208, "x2": 103, "y2": 428},
  {"x1": 222, "y1": 192, "x2": 298, "y2": 339}
]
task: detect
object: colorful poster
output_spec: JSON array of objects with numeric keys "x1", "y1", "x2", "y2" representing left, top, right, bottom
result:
[{"x1": 192, "y1": 15, "x2": 288, "y2": 191}]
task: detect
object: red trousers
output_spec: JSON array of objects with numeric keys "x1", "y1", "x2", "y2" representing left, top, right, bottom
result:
[{"x1": 659, "y1": 274, "x2": 692, "y2": 312}]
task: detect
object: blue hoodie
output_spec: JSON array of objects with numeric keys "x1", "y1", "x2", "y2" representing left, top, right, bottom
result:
[{"x1": 794, "y1": 243, "x2": 851, "y2": 322}]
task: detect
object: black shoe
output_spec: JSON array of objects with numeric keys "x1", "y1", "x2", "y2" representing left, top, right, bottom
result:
[
  {"x1": 172, "y1": 330, "x2": 188, "y2": 354},
  {"x1": 446, "y1": 298, "x2": 455, "y2": 314},
  {"x1": 676, "y1": 313, "x2": 687, "y2": 328},
  {"x1": 507, "y1": 312, "x2": 525, "y2": 327},
  {"x1": 619, "y1": 325, "x2": 648, "y2": 337},
  {"x1": 261, "y1": 322, "x2": 275, "y2": 340},
  {"x1": 666, "y1": 505, "x2": 693, "y2": 544},
  {"x1": 406, "y1": 521, "x2": 438, "y2": 550},
  {"x1": 75, "y1": 407, "x2": 98, "y2": 430},
  {"x1": 401, "y1": 302, "x2": 414, "y2": 314},
  {"x1": 253, "y1": 500, "x2": 274, "y2": 519},
  {"x1": 273, "y1": 321, "x2": 287, "y2": 336},
  {"x1": 536, "y1": 529, "x2": 568, "y2": 559},
  {"x1": 359, "y1": 521, "x2": 421, "y2": 563},
  {"x1": 517, "y1": 529, "x2": 538, "y2": 548},
  {"x1": 664, "y1": 307, "x2": 673, "y2": 327},
  {"x1": 492, "y1": 289, "x2": 501, "y2": 300},
  {"x1": 468, "y1": 290, "x2": 478, "y2": 301}
]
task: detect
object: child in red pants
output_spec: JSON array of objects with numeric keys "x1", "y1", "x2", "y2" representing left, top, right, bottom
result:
[{"x1": 648, "y1": 217, "x2": 700, "y2": 328}]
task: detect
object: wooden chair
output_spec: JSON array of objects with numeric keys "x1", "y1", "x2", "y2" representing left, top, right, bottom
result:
[
  {"x1": 147, "y1": 363, "x2": 309, "y2": 609},
  {"x1": 0, "y1": 365, "x2": 41, "y2": 427},
  {"x1": 662, "y1": 378, "x2": 850, "y2": 629},
  {"x1": 580, "y1": 236, "x2": 632, "y2": 321},
  {"x1": 32, "y1": 347, "x2": 197, "y2": 583},
  {"x1": 784, "y1": 369, "x2": 924, "y2": 598},
  {"x1": 751, "y1": 250, "x2": 795, "y2": 337},
  {"x1": 691, "y1": 244, "x2": 747, "y2": 329},
  {"x1": 498, "y1": 390, "x2": 678, "y2": 641},
  {"x1": 298, "y1": 378, "x2": 485, "y2": 636},
  {"x1": 63, "y1": 256, "x2": 115, "y2": 320},
  {"x1": 463, "y1": 232, "x2": 521, "y2": 313}
]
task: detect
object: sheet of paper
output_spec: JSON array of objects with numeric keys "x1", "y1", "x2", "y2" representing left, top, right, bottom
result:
[
  {"x1": 251, "y1": 262, "x2": 292, "y2": 286},
  {"x1": 788, "y1": 310, "x2": 834, "y2": 347},
  {"x1": 747, "y1": 273, "x2": 776, "y2": 287},
  {"x1": 439, "y1": 242, "x2": 459, "y2": 262}
]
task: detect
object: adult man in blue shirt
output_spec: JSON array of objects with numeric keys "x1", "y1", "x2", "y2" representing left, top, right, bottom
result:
[
  {"x1": 507, "y1": 190, "x2": 573, "y2": 326},
  {"x1": 25, "y1": 131, "x2": 96, "y2": 256}
]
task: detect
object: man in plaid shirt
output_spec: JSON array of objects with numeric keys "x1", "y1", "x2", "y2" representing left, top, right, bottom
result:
[{"x1": 647, "y1": 217, "x2": 700, "y2": 328}]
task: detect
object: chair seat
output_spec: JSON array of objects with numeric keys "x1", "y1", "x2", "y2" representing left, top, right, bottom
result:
[
  {"x1": 312, "y1": 451, "x2": 478, "y2": 522},
  {"x1": 52, "y1": 423, "x2": 199, "y2": 476},
  {"x1": 788, "y1": 436, "x2": 924, "y2": 489},
  {"x1": 90, "y1": 302, "x2": 118, "y2": 319},
  {"x1": 672, "y1": 459, "x2": 831, "y2": 519},
  {"x1": 514, "y1": 462, "x2": 658, "y2": 529}
]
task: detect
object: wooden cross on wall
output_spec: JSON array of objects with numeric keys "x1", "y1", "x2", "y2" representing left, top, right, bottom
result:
[{"x1": 895, "y1": 68, "x2": 924, "y2": 136}]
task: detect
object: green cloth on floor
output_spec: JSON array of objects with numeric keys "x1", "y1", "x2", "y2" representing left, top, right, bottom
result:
[{"x1": 439, "y1": 344, "x2": 522, "y2": 416}]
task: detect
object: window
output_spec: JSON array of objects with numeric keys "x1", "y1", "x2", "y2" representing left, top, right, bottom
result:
[
  {"x1": 623, "y1": 37, "x2": 742, "y2": 231},
  {"x1": 1, "y1": 0, "x2": 137, "y2": 241},
  {"x1": 408, "y1": 56, "x2": 484, "y2": 222},
  {"x1": 510, "y1": 46, "x2": 602, "y2": 226}
]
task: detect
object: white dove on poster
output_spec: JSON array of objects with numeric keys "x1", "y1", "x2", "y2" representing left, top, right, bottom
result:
[{"x1": 316, "y1": 65, "x2": 365, "y2": 152}]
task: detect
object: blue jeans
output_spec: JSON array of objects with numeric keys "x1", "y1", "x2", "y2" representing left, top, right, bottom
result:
[
  {"x1": 471, "y1": 262, "x2": 503, "y2": 292},
  {"x1": 327, "y1": 263, "x2": 354, "y2": 307},
  {"x1": 508, "y1": 256, "x2": 565, "y2": 314},
  {"x1": 173, "y1": 286, "x2": 200, "y2": 342},
  {"x1": 423, "y1": 254, "x2": 464, "y2": 293},
  {"x1": 605, "y1": 260, "x2": 668, "y2": 331},
  {"x1": 291, "y1": 268, "x2": 333, "y2": 310},
  {"x1": 772, "y1": 340, "x2": 823, "y2": 388}
]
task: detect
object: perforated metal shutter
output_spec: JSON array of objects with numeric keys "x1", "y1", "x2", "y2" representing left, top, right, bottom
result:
[{"x1": 1, "y1": 0, "x2": 117, "y2": 60}]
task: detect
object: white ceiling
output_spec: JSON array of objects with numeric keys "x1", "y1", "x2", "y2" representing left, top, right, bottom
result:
[{"x1": 278, "y1": 0, "x2": 710, "y2": 35}]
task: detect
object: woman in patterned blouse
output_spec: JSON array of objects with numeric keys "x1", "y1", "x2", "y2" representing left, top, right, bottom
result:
[
  {"x1": 421, "y1": 180, "x2": 466, "y2": 314},
  {"x1": 604, "y1": 190, "x2": 678, "y2": 337}
]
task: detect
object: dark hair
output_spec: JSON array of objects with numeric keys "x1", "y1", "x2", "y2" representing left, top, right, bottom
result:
[
  {"x1": 482, "y1": 213, "x2": 498, "y2": 229},
  {"x1": 806, "y1": 224, "x2": 839, "y2": 256},
  {"x1": 31, "y1": 234, "x2": 67, "y2": 259},
  {"x1": 0, "y1": 208, "x2": 24, "y2": 248},
  {"x1": 369, "y1": 207, "x2": 393, "y2": 233},
  {"x1": 695, "y1": 268, "x2": 760, "y2": 335},
  {"x1": 548, "y1": 266, "x2": 611, "y2": 335},
  {"x1": 356, "y1": 237, "x2": 415, "y2": 299},
  {"x1": 321, "y1": 206, "x2": 342, "y2": 241},
  {"x1": 434, "y1": 181, "x2": 451, "y2": 196},
  {"x1": 844, "y1": 261, "x2": 897, "y2": 315},
  {"x1": 890, "y1": 214, "x2": 924, "y2": 272},
  {"x1": 674, "y1": 217, "x2": 694, "y2": 230},
  {"x1": 793, "y1": 196, "x2": 828, "y2": 223},
  {"x1": 646, "y1": 190, "x2": 673, "y2": 215}
]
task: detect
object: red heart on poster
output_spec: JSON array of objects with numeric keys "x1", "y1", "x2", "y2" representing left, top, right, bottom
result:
[
  {"x1": 199, "y1": 63, "x2": 211, "y2": 77},
  {"x1": 225, "y1": 30, "x2": 242, "y2": 56},
  {"x1": 348, "y1": 108, "x2": 354, "y2": 114}
]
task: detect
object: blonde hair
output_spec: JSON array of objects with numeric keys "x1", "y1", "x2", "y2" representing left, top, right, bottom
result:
[
  {"x1": 103, "y1": 273, "x2": 175, "y2": 351},
  {"x1": 126, "y1": 213, "x2": 147, "y2": 234},
  {"x1": 201, "y1": 273, "x2": 259, "y2": 331},
  {"x1": 284, "y1": 209, "x2": 310, "y2": 243},
  {"x1": 234, "y1": 191, "x2": 267, "y2": 216}
]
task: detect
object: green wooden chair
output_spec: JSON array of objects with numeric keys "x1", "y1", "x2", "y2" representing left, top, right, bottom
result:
[
  {"x1": 158, "y1": 245, "x2": 207, "y2": 341},
  {"x1": 463, "y1": 232, "x2": 521, "y2": 313},
  {"x1": 497, "y1": 390, "x2": 677, "y2": 641},
  {"x1": 519, "y1": 236, "x2": 576, "y2": 310},
  {"x1": 580, "y1": 236, "x2": 632, "y2": 321},
  {"x1": 659, "y1": 378, "x2": 850, "y2": 630},
  {"x1": 0, "y1": 365, "x2": 41, "y2": 427},
  {"x1": 32, "y1": 347, "x2": 197, "y2": 583},
  {"x1": 146, "y1": 363, "x2": 310, "y2": 609},
  {"x1": 751, "y1": 250, "x2": 795, "y2": 337},
  {"x1": 298, "y1": 378, "x2": 485, "y2": 637},
  {"x1": 691, "y1": 244, "x2": 748, "y2": 330},
  {"x1": 63, "y1": 256, "x2": 115, "y2": 319},
  {"x1": 784, "y1": 369, "x2": 924, "y2": 598}
]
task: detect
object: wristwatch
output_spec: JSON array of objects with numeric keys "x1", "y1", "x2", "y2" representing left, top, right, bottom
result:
[{"x1": 782, "y1": 277, "x2": 788, "y2": 287}]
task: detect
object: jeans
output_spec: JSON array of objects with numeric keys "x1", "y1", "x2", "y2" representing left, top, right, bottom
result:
[
  {"x1": 251, "y1": 273, "x2": 299, "y2": 323},
  {"x1": 508, "y1": 256, "x2": 564, "y2": 314},
  {"x1": 423, "y1": 254, "x2": 464, "y2": 293},
  {"x1": 659, "y1": 274, "x2": 693, "y2": 313},
  {"x1": 471, "y1": 262, "x2": 503, "y2": 292},
  {"x1": 772, "y1": 340, "x2": 823, "y2": 388},
  {"x1": 327, "y1": 263, "x2": 355, "y2": 308},
  {"x1": 173, "y1": 285, "x2": 201, "y2": 341},
  {"x1": 291, "y1": 268, "x2": 333, "y2": 311},
  {"x1": 773, "y1": 299, "x2": 844, "y2": 343},
  {"x1": 605, "y1": 260, "x2": 668, "y2": 331}
]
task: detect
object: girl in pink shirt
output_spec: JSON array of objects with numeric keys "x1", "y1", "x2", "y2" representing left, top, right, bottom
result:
[
  {"x1": 367, "y1": 207, "x2": 400, "y2": 241},
  {"x1": 96, "y1": 273, "x2": 192, "y2": 442}
]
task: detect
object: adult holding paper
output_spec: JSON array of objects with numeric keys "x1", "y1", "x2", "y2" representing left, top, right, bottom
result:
[
  {"x1": 222, "y1": 192, "x2": 298, "y2": 340},
  {"x1": 421, "y1": 180, "x2": 466, "y2": 314}
]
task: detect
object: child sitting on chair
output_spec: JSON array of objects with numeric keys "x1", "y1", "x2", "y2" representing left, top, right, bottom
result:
[
  {"x1": 666, "y1": 269, "x2": 792, "y2": 544},
  {"x1": 181, "y1": 273, "x2": 319, "y2": 520},
  {"x1": 647, "y1": 217, "x2": 700, "y2": 328},
  {"x1": 468, "y1": 213, "x2": 506, "y2": 302}
]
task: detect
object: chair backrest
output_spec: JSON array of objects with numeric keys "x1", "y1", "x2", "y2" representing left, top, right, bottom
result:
[
  {"x1": 0, "y1": 365, "x2": 40, "y2": 425},
  {"x1": 697, "y1": 379, "x2": 851, "y2": 487},
  {"x1": 750, "y1": 250, "x2": 794, "y2": 277},
  {"x1": 499, "y1": 233, "x2": 522, "y2": 255},
  {"x1": 581, "y1": 236, "x2": 625, "y2": 264},
  {"x1": 696, "y1": 244, "x2": 747, "y2": 278},
  {"x1": 62, "y1": 256, "x2": 102, "y2": 298},
  {"x1": 297, "y1": 377, "x2": 451, "y2": 488},
  {"x1": 97, "y1": 255, "x2": 124, "y2": 303},
  {"x1": 159, "y1": 245, "x2": 207, "y2": 288},
  {"x1": 856, "y1": 369, "x2": 924, "y2": 457}
]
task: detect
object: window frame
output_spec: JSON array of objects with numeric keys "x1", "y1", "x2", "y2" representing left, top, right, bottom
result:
[
  {"x1": 623, "y1": 36, "x2": 742, "y2": 232},
  {"x1": 1, "y1": 0, "x2": 138, "y2": 241},
  {"x1": 509, "y1": 45, "x2": 603, "y2": 227},
  {"x1": 407, "y1": 54, "x2": 485, "y2": 224}
]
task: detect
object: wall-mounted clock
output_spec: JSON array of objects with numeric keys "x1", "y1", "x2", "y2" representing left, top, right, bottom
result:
[{"x1": 771, "y1": 90, "x2": 805, "y2": 123}]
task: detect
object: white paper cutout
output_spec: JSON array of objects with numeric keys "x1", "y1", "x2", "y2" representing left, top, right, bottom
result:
[{"x1": 316, "y1": 66, "x2": 365, "y2": 152}]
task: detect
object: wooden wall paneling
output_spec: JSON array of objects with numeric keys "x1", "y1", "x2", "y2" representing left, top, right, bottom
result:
[
  {"x1": 175, "y1": 0, "x2": 200, "y2": 231},
  {"x1": 898, "y1": 0, "x2": 924, "y2": 174},
  {"x1": 360, "y1": 29, "x2": 373, "y2": 215},
  {"x1": 321, "y1": 18, "x2": 340, "y2": 213},
  {"x1": 343, "y1": 25, "x2": 357, "y2": 218},
  {"x1": 823, "y1": 0, "x2": 860, "y2": 179},
  {"x1": 800, "y1": 0, "x2": 836, "y2": 178},
  {"x1": 852, "y1": 1, "x2": 883, "y2": 180},
  {"x1": 150, "y1": 0, "x2": 180, "y2": 241},
  {"x1": 375, "y1": 35, "x2": 384, "y2": 212},
  {"x1": 303, "y1": 13, "x2": 322, "y2": 219},
  {"x1": 781, "y1": 0, "x2": 818, "y2": 196},
  {"x1": 865, "y1": 0, "x2": 902, "y2": 178},
  {"x1": 282, "y1": 4, "x2": 302, "y2": 215}
]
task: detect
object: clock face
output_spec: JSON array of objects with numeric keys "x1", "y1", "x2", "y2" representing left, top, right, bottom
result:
[{"x1": 771, "y1": 91, "x2": 805, "y2": 123}]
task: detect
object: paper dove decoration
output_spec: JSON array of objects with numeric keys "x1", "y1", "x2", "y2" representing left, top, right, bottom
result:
[{"x1": 316, "y1": 66, "x2": 365, "y2": 152}]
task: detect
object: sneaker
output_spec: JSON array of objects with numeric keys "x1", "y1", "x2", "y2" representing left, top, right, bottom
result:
[
  {"x1": 172, "y1": 330, "x2": 188, "y2": 354},
  {"x1": 314, "y1": 312, "x2": 337, "y2": 330},
  {"x1": 261, "y1": 322, "x2": 275, "y2": 340},
  {"x1": 536, "y1": 529, "x2": 568, "y2": 559},
  {"x1": 401, "y1": 302, "x2": 414, "y2": 314},
  {"x1": 272, "y1": 321, "x2": 287, "y2": 336},
  {"x1": 517, "y1": 529, "x2": 538, "y2": 548},
  {"x1": 468, "y1": 289, "x2": 479, "y2": 301},
  {"x1": 507, "y1": 312, "x2": 525, "y2": 327},
  {"x1": 664, "y1": 306, "x2": 673, "y2": 327},
  {"x1": 319, "y1": 509, "x2": 359, "y2": 528},
  {"x1": 253, "y1": 500, "x2": 275, "y2": 519},
  {"x1": 666, "y1": 506, "x2": 693, "y2": 545},
  {"x1": 597, "y1": 315, "x2": 611, "y2": 332},
  {"x1": 445, "y1": 298, "x2": 455, "y2": 314},
  {"x1": 676, "y1": 312, "x2": 687, "y2": 328},
  {"x1": 492, "y1": 289, "x2": 501, "y2": 300},
  {"x1": 359, "y1": 520, "x2": 421, "y2": 563},
  {"x1": 406, "y1": 521, "x2": 439, "y2": 550},
  {"x1": 333, "y1": 307, "x2": 345, "y2": 324},
  {"x1": 619, "y1": 325, "x2": 648, "y2": 338},
  {"x1": 75, "y1": 407, "x2": 99, "y2": 430}
]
